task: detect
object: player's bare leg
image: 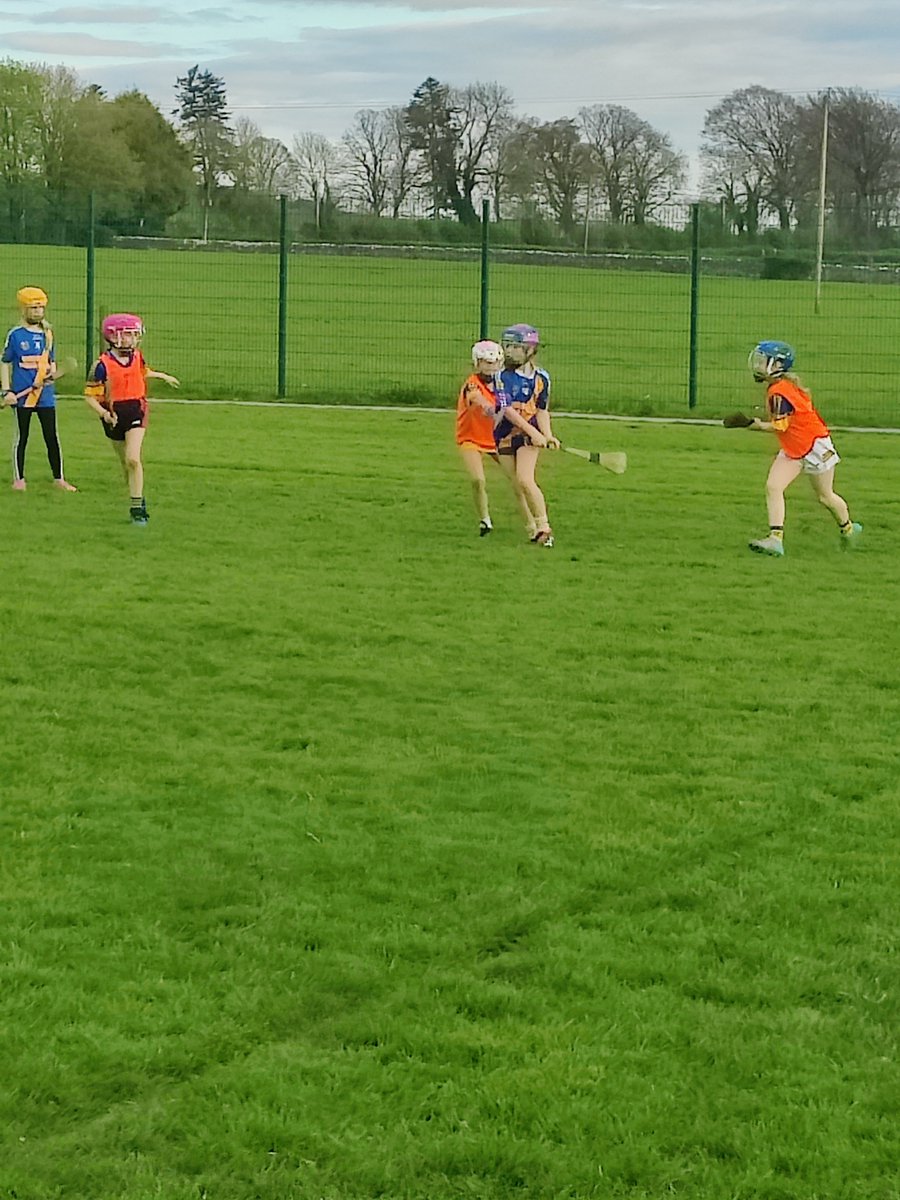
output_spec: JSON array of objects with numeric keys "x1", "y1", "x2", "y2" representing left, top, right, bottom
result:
[
  {"x1": 459, "y1": 447, "x2": 492, "y2": 534},
  {"x1": 810, "y1": 466, "x2": 861, "y2": 546},
  {"x1": 750, "y1": 455, "x2": 802, "y2": 556},
  {"x1": 123, "y1": 427, "x2": 145, "y2": 498},
  {"x1": 809, "y1": 465, "x2": 849, "y2": 525},
  {"x1": 123, "y1": 427, "x2": 148, "y2": 524},
  {"x1": 112, "y1": 440, "x2": 128, "y2": 483},
  {"x1": 515, "y1": 445, "x2": 552, "y2": 545},
  {"x1": 499, "y1": 453, "x2": 537, "y2": 539}
]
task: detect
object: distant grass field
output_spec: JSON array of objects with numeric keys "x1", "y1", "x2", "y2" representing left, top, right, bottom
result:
[
  {"x1": 2, "y1": 242, "x2": 900, "y2": 426},
  {"x1": 2, "y1": 402, "x2": 898, "y2": 1200}
]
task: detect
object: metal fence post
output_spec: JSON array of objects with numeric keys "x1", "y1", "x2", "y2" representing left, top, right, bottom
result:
[
  {"x1": 277, "y1": 195, "x2": 288, "y2": 399},
  {"x1": 688, "y1": 202, "x2": 700, "y2": 409},
  {"x1": 84, "y1": 192, "x2": 95, "y2": 373},
  {"x1": 480, "y1": 198, "x2": 490, "y2": 339}
]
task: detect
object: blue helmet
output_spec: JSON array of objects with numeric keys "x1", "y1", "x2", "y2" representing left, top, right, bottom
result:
[{"x1": 749, "y1": 340, "x2": 794, "y2": 381}]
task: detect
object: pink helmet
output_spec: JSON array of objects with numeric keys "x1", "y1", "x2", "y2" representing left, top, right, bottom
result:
[{"x1": 101, "y1": 313, "x2": 144, "y2": 348}]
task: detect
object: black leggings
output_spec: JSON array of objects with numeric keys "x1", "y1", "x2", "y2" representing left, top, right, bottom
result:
[{"x1": 12, "y1": 406, "x2": 63, "y2": 481}]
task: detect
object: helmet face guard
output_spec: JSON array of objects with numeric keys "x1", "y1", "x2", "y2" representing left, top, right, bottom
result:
[
  {"x1": 471, "y1": 339, "x2": 503, "y2": 374},
  {"x1": 749, "y1": 340, "x2": 794, "y2": 382},
  {"x1": 102, "y1": 313, "x2": 144, "y2": 350},
  {"x1": 501, "y1": 323, "x2": 540, "y2": 367}
]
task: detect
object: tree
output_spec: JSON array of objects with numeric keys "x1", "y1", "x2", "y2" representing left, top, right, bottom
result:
[
  {"x1": 627, "y1": 126, "x2": 686, "y2": 225},
  {"x1": 109, "y1": 91, "x2": 194, "y2": 233},
  {"x1": 404, "y1": 77, "x2": 475, "y2": 224},
  {"x1": 701, "y1": 86, "x2": 802, "y2": 231},
  {"x1": 577, "y1": 104, "x2": 641, "y2": 223},
  {"x1": 0, "y1": 59, "x2": 43, "y2": 239},
  {"x1": 383, "y1": 107, "x2": 417, "y2": 218},
  {"x1": 512, "y1": 118, "x2": 590, "y2": 235},
  {"x1": 342, "y1": 108, "x2": 393, "y2": 215},
  {"x1": 807, "y1": 89, "x2": 900, "y2": 240},
  {"x1": 31, "y1": 65, "x2": 141, "y2": 241},
  {"x1": 230, "y1": 117, "x2": 291, "y2": 194},
  {"x1": 287, "y1": 132, "x2": 342, "y2": 230},
  {"x1": 451, "y1": 81, "x2": 515, "y2": 221},
  {"x1": 174, "y1": 64, "x2": 232, "y2": 240}
]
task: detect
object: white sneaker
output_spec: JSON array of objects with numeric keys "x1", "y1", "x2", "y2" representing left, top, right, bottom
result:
[{"x1": 749, "y1": 535, "x2": 784, "y2": 557}]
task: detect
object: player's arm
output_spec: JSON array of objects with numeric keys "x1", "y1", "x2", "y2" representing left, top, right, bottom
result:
[
  {"x1": 1, "y1": 342, "x2": 17, "y2": 404},
  {"x1": 533, "y1": 374, "x2": 559, "y2": 447},
  {"x1": 145, "y1": 367, "x2": 179, "y2": 387},
  {"x1": 463, "y1": 379, "x2": 493, "y2": 415},
  {"x1": 84, "y1": 361, "x2": 116, "y2": 423},
  {"x1": 503, "y1": 403, "x2": 547, "y2": 447},
  {"x1": 751, "y1": 394, "x2": 792, "y2": 433},
  {"x1": 535, "y1": 407, "x2": 559, "y2": 448}
]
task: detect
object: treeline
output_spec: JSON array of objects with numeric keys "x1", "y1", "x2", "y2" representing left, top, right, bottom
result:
[{"x1": 3, "y1": 58, "x2": 900, "y2": 251}]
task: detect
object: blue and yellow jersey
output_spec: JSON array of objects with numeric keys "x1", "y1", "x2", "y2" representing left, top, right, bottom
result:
[
  {"x1": 494, "y1": 365, "x2": 550, "y2": 449},
  {"x1": 2, "y1": 324, "x2": 56, "y2": 408}
]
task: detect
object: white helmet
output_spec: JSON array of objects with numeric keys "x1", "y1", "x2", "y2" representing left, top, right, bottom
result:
[{"x1": 472, "y1": 339, "x2": 503, "y2": 373}]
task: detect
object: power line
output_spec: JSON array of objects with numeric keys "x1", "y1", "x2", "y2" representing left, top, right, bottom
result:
[{"x1": 228, "y1": 85, "x2": 900, "y2": 113}]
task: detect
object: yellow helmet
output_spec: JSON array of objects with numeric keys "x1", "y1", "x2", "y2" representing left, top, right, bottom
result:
[{"x1": 17, "y1": 286, "x2": 48, "y2": 307}]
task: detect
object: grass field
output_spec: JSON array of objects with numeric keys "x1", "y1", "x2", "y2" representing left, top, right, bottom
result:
[
  {"x1": 2, "y1": 401, "x2": 898, "y2": 1200},
  {"x1": 3, "y1": 242, "x2": 900, "y2": 425}
]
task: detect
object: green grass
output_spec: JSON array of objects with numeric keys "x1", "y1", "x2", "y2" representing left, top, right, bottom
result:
[
  {"x1": 2, "y1": 242, "x2": 900, "y2": 425},
  {"x1": 2, "y1": 402, "x2": 898, "y2": 1199}
]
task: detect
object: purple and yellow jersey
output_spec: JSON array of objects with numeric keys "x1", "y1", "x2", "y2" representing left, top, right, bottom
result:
[
  {"x1": 494, "y1": 365, "x2": 550, "y2": 449},
  {"x1": 2, "y1": 325, "x2": 56, "y2": 408}
]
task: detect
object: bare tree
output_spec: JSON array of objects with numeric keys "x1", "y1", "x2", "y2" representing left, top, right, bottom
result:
[
  {"x1": 509, "y1": 118, "x2": 590, "y2": 234},
  {"x1": 342, "y1": 108, "x2": 392, "y2": 215},
  {"x1": 287, "y1": 131, "x2": 343, "y2": 226},
  {"x1": 383, "y1": 107, "x2": 417, "y2": 218},
  {"x1": 805, "y1": 88, "x2": 900, "y2": 238},
  {"x1": 579, "y1": 103, "x2": 684, "y2": 224},
  {"x1": 628, "y1": 127, "x2": 686, "y2": 224},
  {"x1": 450, "y1": 81, "x2": 515, "y2": 219},
  {"x1": 231, "y1": 117, "x2": 290, "y2": 194},
  {"x1": 701, "y1": 87, "x2": 802, "y2": 230},
  {"x1": 490, "y1": 117, "x2": 537, "y2": 219}
]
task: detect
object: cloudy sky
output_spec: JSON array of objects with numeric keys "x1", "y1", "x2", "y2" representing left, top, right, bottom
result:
[{"x1": 3, "y1": 0, "x2": 900, "y2": 190}]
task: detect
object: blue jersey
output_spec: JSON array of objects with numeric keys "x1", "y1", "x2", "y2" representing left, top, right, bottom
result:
[
  {"x1": 494, "y1": 365, "x2": 550, "y2": 448},
  {"x1": 2, "y1": 324, "x2": 56, "y2": 408}
]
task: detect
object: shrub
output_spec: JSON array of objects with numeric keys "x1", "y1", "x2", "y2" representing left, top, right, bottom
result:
[{"x1": 760, "y1": 254, "x2": 812, "y2": 280}]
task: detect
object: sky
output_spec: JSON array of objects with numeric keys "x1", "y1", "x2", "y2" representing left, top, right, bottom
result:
[{"x1": 2, "y1": 0, "x2": 900, "y2": 193}]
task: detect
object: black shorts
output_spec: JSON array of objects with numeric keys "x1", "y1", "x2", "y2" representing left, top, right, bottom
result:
[
  {"x1": 497, "y1": 434, "x2": 527, "y2": 456},
  {"x1": 102, "y1": 399, "x2": 146, "y2": 441}
]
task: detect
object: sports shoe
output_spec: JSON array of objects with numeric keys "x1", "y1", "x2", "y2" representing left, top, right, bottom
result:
[
  {"x1": 532, "y1": 528, "x2": 554, "y2": 548},
  {"x1": 479, "y1": 519, "x2": 493, "y2": 537},
  {"x1": 11, "y1": 479, "x2": 25, "y2": 491},
  {"x1": 749, "y1": 535, "x2": 784, "y2": 557},
  {"x1": 53, "y1": 479, "x2": 77, "y2": 492},
  {"x1": 130, "y1": 505, "x2": 149, "y2": 526},
  {"x1": 840, "y1": 522, "x2": 863, "y2": 548}
]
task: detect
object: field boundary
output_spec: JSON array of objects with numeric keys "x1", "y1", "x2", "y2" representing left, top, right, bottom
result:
[{"x1": 54, "y1": 393, "x2": 900, "y2": 435}]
